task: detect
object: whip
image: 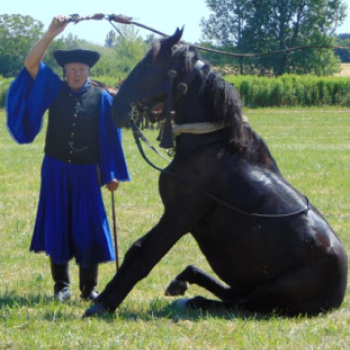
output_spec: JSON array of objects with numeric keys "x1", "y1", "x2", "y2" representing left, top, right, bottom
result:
[
  {"x1": 57, "y1": 13, "x2": 350, "y2": 58},
  {"x1": 111, "y1": 191, "x2": 119, "y2": 271}
]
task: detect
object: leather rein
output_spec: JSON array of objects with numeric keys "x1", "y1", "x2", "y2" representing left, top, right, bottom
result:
[{"x1": 120, "y1": 59, "x2": 310, "y2": 219}]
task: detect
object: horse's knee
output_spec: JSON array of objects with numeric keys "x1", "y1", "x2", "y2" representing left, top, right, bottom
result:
[
  {"x1": 165, "y1": 279, "x2": 189, "y2": 296},
  {"x1": 180, "y1": 265, "x2": 202, "y2": 282},
  {"x1": 164, "y1": 265, "x2": 198, "y2": 296}
]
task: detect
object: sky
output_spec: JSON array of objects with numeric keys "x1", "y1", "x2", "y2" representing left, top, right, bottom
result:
[
  {"x1": 3, "y1": 0, "x2": 212, "y2": 45},
  {"x1": 3, "y1": 0, "x2": 350, "y2": 46}
]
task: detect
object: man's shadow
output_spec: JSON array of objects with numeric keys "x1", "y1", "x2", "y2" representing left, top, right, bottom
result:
[{"x1": 0, "y1": 290, "x2": 88, "y2": 321}]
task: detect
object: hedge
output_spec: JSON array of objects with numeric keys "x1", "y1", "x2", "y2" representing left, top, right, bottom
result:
[
  {"x1": 2, "y1": 74, "x2": 350, "y2": 109},
  {"x1": 226, "y1": 74, "x2": 350, "y2": 107},
  {"x1": 0, "y1": 77, "x2": 11, "y2": 110}
]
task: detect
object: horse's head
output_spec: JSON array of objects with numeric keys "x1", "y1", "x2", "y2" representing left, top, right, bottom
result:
[
  {"x1": 114, "y1": 27, "x2": 246, "y2": 152},
  {"x1": 112, "y1": 28, "x2": 184, "y2": 129}
]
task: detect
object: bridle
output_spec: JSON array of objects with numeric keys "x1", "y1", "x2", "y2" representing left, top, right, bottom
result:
[
  {"x1": 118, "y1": 55, "x2": 207, "y2": 149},
  {"x1": 118, "y1": 53, "x2": 310, "y2": 219}
]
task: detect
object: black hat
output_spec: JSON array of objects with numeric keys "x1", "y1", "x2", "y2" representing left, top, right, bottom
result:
[{"x1": 53, "y1": 49, "x2": 100, "y2": 68}]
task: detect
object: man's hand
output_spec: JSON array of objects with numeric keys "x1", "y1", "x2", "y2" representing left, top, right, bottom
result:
[
  {"x1": 24, "y1": 15, "x2": 70, "y2": 79},
  {"x1": 48, "y1": 15, "x2": 70, "y2": 37},
  {"x1": 107, "y1": 179, "x2": 119, "y2": 192}
]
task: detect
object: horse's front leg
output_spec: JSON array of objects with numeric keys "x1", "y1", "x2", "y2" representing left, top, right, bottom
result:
[
  {"x1": 82, "y1": 168, "x2": 214, "y2": 318},
  {"x1": 82, "y1": 207, "x2": 197, "y2": 317},
  {"x1": 165, "y1": 265, "x2": 236, "y2": 302}
]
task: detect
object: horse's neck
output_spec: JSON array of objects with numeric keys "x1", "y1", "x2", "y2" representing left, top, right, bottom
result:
[
  {"x1": 175, "y1": 90, "x2": 209, "y2": 125},
  {"x1": 243, "y1": 124, "x2": 281, "y2": 173}
]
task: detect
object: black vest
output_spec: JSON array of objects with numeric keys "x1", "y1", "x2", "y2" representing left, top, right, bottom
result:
[{"x1": 45, "y1": 82, "x2": 101, "y2": 164}]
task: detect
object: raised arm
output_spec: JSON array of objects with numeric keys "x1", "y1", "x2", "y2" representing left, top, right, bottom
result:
[{"x1": 24, "y1": 15, "x2": 69, "y2": 79}]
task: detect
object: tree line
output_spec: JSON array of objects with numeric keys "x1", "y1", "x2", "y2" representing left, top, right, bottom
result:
[
  {"x1": 0, "y1": 0, "x2": 349, "y2": 80},
  {"x1": 0, "y1": 14, "x2": 149, "y2": 80},
  {"x1": 199, "y1": 0, "x2": 348, "y2": 76}
]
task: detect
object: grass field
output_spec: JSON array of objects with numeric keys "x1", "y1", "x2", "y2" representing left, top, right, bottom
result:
[{"x1": 0, "y1": 108, "x2": 350, "y2": 349}]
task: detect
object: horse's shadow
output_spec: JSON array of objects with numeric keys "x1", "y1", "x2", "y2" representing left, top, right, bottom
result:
[
  {"x1": 92, "y1": 298, "x2": 311, "y2": 323},
  {"x1": 0, "y1": 291, "x2": 313, "y2": 323}
]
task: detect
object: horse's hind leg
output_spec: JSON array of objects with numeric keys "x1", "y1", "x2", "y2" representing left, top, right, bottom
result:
[
  {"x1": 165, "y1": 265, "x2": 235, "y2": 302},
  {"x1": 243, "y1": 257, "x2": 346, "y2": 315}
]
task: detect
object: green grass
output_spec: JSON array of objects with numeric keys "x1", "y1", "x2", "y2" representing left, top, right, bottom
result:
[{"x1": 0, "y1": 108, "x2": 349, "y2": 349}]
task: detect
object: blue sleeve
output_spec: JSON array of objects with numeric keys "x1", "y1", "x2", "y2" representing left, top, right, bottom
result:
[
  {"x1": 98, "y1": 90, "x2": 130, "y2": 186},
  {"x1": 6, "y1": 62, "x2": 62, "y2": 144}
]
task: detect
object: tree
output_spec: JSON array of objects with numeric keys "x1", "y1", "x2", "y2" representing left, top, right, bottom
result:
[
  {"x1": 110, "y1": 25, "x2": 148, "y2": 79},
  {"x1": 105, "y1": 30, "x2": 118, "y2": 48},
  {"x1": 144, "y1": 33, "x2": 158, "y2": 44},
  {"x1": 201, "y1": 0, "x2": 247, "y2": 73},
  {"x1": 201, "y1": 0, "x2": 347, "y2": 76},
  {"x1": 0, "y1": 14, "x2": 43, "y2": 77},
  {"x1": 335, "y1": 34, "x2": 350, "y2": 62},
  {"x1": 0, "y1": 16, "x2": 147, "y2": 81}
]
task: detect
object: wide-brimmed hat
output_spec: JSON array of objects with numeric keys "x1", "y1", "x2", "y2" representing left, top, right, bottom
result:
[{"x1": 53, "y1": 49, "x2": 100, "y2": 68}]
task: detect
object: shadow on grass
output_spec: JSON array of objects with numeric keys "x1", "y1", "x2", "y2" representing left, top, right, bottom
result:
[
  {"x1": 0, "y1": 290, "x2": 50, "y2": 308},
  {"x1": 81, "y1": 297, "x2": 312, "y2": 323},
  {"x1": 0, "y1": 290, "x2": 92, "y2": 321},
  {"x1": 0, "y1": 290, "x2": 314, "y2": 323}
]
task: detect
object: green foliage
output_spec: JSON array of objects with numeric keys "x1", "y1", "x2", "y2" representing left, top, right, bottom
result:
[
  {"x1": 0, "y1": 76, "x2": 11, "y2": 108},
  {"x1": 335, "y1": 34, "x2": 350, "y2": 62},
  {"x1": 3, "y1": 74, "x2": 350, "y2": 109},
  {"x1": 201, "y1": 0, "x2": 347, "y2": 76},
  {"x1": 105, "y1": 30, "x2": 118, "y2": 48},
  {"x1": 227, "y1": 74, "x2": 350, "y2": 107},
  {"x1": 198, "y1": 42, "x2": 242, "y2": 69},
  {"x1": 44, "y1": 24, "x2": 148, "y2": 81},
  {"x1": 108, "y1": 25, "x2": 149, "y2": 80},
  {"x1": 0, "y1": 15, "x2": 148, "y2": 83},
  {"x1": 0, "y1": 14, "x2": 44, "y2": 77}
]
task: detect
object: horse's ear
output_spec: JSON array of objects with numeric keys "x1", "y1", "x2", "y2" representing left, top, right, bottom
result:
[{"x1": 162, "y1": 26, "x2": 184, "y2": 50}]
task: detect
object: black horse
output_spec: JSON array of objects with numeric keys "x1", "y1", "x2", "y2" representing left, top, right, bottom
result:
[{"x1": 84, "y1": 29, "x2": 347, "y2": 317}]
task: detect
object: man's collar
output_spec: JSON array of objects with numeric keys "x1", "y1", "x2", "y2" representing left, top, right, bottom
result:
[{"x1": 70, "y1": 78, "x2": 91, "y2": 95}]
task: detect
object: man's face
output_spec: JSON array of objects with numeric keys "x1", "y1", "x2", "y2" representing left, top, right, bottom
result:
[{"x1": 65, "y1": 62, "x2": 90, "y2": 91}]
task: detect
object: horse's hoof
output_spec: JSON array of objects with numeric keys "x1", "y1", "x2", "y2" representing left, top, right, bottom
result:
[
  {"x1": 165, "y1": 279, "x2": 189, "y2": 296},
  {"x1": 81, "y1": 303, "x2": 108, "y2": 318}
]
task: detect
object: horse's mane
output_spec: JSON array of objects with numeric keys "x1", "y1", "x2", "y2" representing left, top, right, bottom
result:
[
  {"x1": 173, "y1": 44, "x2": 247, "y2": 152},
  {"x1": 202, "y1": 70, "x2": 247, "y2": 152},
  {"x1": 148, "y1": 40, "x2": 248, "y2": 153}
]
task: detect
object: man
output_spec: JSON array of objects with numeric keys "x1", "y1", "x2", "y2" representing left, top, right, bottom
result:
[{"x1": 6, "y1": 16, "x2": 130, "y2": 302}]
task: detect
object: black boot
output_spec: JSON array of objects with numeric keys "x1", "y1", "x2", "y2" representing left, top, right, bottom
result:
[
  {"x1": 79, "y1": 264, "x2": 99, "y2": 301},
  {"x1": 50, "y1": 259, "x2": 71, "y2": 302}
]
